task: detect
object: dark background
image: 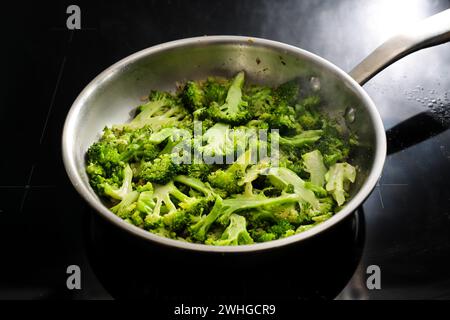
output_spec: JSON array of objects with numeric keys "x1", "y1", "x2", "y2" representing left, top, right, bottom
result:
[{"x1": 0, "y1": 0, "x2": 449, "y2": 300}]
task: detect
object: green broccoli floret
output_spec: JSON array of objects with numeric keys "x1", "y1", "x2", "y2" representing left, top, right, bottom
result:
[
  {"x1": 87, "y1": 140, "x2": 122, "y2": 171},
  {"x1": 316, "y1": 124, "x2": 351, "y2": 166},
  {"x1": 119, "y1": 126, "x2": 161, "y2": 162},
  {"x1": 325, "y1": 162, "x2": 356, "y2": 206},
  {"x1": 189, "y1": 196, "x2": 224, "y2": 241},
  {"x1": 208, "y1": 71, "x2": 250, "y2": 125},
  {"x1": 198, "y1": 123, "x2": 234, "y2": 161},
  {"x1": 245, "y1": 86, "x2": 274, "y2": 117},
  {"x1": 212, "y1": 214, "x2": 253, "y2": 246},
  {"x1": 274, "y1": 130, "x2": 323, "y2": 148},
  {"x1": 140, "y1": 179, "x2": 211, "y2": 231},
  {"x1": 260, "y1": 102, "x2": 298, "y2": 133},
  {"x1": 302, "y1": 150, "x2": 327, "y2": 187},
  {"x1": 186, "y1": 163, "x2": 213, "y2": 180},
  {"x1": 139, "y1": 154, "x2": 179, "y2": 184},
  {"x1": 148, "y1": 127, "x2": 192, "y2": 156},
  {"x1": 111, "y1": 190, "x2": 139, "y2": 219},
  {"x1": 118, "y1": 91, "x2": 187, "y2": 132},
  {"x1": 203, "y1": 77, "x2": 229, "y2": 105},
  {"x1": 207, "y1": 150, "x2": 254, "y2": 195},
  {"x1": 268, "y1": 219, "x2": 295, "y2": 238},
  {"x1": 295, "y1": 96, "x2": 322, "y2": 130},
  {"x1": 265, "y1": 167, "x2": 321, "y2": 210},
  {"x1": 274, "y1": 79, "x2": 300, "y2": 105},
  {"x1": 181, "y1": 81, "x2": 205, "y2": 111}
]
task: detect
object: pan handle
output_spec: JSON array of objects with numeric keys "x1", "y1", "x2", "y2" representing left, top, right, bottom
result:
[{"x1": 349, "y1": 9, "x2": 450, "y2": 85}]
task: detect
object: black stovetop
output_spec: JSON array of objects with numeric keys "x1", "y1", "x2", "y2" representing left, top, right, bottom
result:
[{"x1": 1, "y1": 0, "x2": 449, "y2": 300}]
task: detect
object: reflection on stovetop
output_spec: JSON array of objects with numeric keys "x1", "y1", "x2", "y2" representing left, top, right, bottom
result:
[{"x1": 85, "y1": 208, "x2": 365, "y2": 300}]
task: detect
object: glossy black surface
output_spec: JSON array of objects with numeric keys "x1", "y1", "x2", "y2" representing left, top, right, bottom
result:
[{"x1": 0, "y1": 0, "x2": 449, "y2": 300}]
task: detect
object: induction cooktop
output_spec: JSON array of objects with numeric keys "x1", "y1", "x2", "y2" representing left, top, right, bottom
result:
[{"x1": 1, "y1": 0, "x2": 449, "y2": 301}]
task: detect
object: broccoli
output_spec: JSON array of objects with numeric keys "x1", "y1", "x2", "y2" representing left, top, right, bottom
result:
[
  {"x1": 139, "y1": 178, "x2": 212, "y2": 231},
  {"x1": 207, "y1": 150, "x2": 254, "y2": 195},
  {"x1": 245, "y1": 86, "x2": 274, "y2": 117},
  {"x1": 117, "y1": 91, "x2": 187, "y2": 132},
  {"x1": 207, "y1": 71, "x2": 250, "y2": 125},
  {"x1": 325, "y1": 162, "x2": 356, "y2": 206},
  {"x1": 316, "y1": 124, "x2": 351, "y2": 166},
  {"x1": 295, "y1": 96, "x2": 322, "y2": 130},
  {"x1": 190, "y1": 193, "x2": 300, "y2": 241},
  {"x1": 139, "y1": 154, "x2": 180, "y2": 185},
  {"x1": 275, "y1": 130, "x2": 323, "y2": 148},
  {"x1": 198, "y1": 123, "x2": 234, "y2": 161},
  {"x1": 110, "y1": 190, "x2": 139, "y2": 219},
  {"x1": 274, "y1": 79, "x2": 300, "y2": 105},
  {"x1": 212, "y1": 214, "x2": 253, "y2": 246},
  {"x1": 181, "y1": 81, "x2": 205, "y2": 111},
  {"x1": 203, "y1": 77, "x2": 229, "y2": 105},
  {"x1": 85, "y1": 71, "x2": 358, "y2": 245},
  {"x1": 302, "y1": 150, "x2": 327, "y2": 187}
]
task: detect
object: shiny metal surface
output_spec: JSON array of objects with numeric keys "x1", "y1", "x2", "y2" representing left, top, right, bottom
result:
[{"x1": 350, "y1": 9, "x2": 450, "y2": 85}]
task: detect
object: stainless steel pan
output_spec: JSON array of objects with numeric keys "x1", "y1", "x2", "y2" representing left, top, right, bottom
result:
[{"x1": 62, "y1": 9, "x2": 450, "y2": 253}]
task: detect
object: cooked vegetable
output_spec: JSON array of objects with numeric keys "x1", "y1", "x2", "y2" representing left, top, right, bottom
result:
[{"x1": 86, "y1": 71, "x2": 357, "y2": 245}]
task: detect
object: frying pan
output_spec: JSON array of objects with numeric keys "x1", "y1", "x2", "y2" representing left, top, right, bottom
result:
[{"x1": 62, "y1": 9, "x2": 450, "y2": 253}]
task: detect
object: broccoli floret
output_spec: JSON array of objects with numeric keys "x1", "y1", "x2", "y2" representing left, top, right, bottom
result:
[
  {"x1": 316, "y1": 124, "x2": 351, "y2": 166},
  {"x1": 119, "y1": 127, "x2": 161, "y2": 162},
  {"x1": 118, "y1": 92, "x2": 187, "y2": 132},
  {"x1": 274, "y1": 79, "x2": 300, "y2": 105},
  {"x1": 302, "y1": 150, "x2": 327, "y2": 187},
  {"x1": 203, "y1": 77, "x2": 229, "y2": 105},
  {"x1": 186, "y1": 163, "x2": 213, "y2": 180},
  {"x1": 208, "y1": 71, "x2": 250, "y2": 125},
  {"x1": 110, "y1": 190, "x2": 139, "y2": 219},
  {"x1": 212, "y1": 214, "x2": 253, "y2": 246},
  {"x1": 274, "y1": 130, "x2": 323, "y2": 148},
  {"x1": 260, "y1": 102, "x2": 298, "y2": 133},
  {"x1": 198, "y1": 123, "x2": 234, "y2": 161},
  {"x1": 148, "y1": 127, "x2": 192, "y2": 156},
  {"x1": 265, "y1": 167, "x2": 321, "y2": 210},
  {"x1": 87, "y1": 140, "x2": 122, "y2": 171},
  {"x1": 189, "y1": 196, "x2": 224, "y2": 241},
  {"x1": 139, "y1": 154, "x2": 179, "y2": 184},
  {"x1": 325, "y1": 162, "x2": 356, "y2": 206},
  {"x1": 295, "y1": 96, "x2": 322, "y2": 130},
  {"x1": 268, "y1": 219, "x2": 295, "y2": 238},
  {"x1": 245, "y1": 86, "x2": 274, "y2": 117},
  {"x1": 141, "y1": 179, "x2": 212, "y2": 231},
  {"x1": 207, "y1": 150, "x2": 254, "y2": 195},
  {"x1": 181, "y1": 81, "x2": 205, "y2": 111}
]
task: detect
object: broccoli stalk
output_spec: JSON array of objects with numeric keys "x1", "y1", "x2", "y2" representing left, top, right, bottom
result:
[
  {"x1": 111, "y1": 191, "x2": 139, "y2": 219},
  {"x1": 325, "y1": 162, "x2": 356, "y2": 206},
  {"x1": 208, "y1": 71, "x2": 250, "y2": 125},
  {"x1": 118, "y1": 92, "x2": 186, "y2": 131},
  {"x1": 100, "y1": 164, "x2": 133, "y2": 200},
  {"x1": 265, "y1": 167, "x2": 320, "y2": 210},
  {"x1": 302, "y1": 150, "x2": 327, "y2": 187},
  {"x1": 275, "y1": 130, "x2": 323, "y2": 148}
]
